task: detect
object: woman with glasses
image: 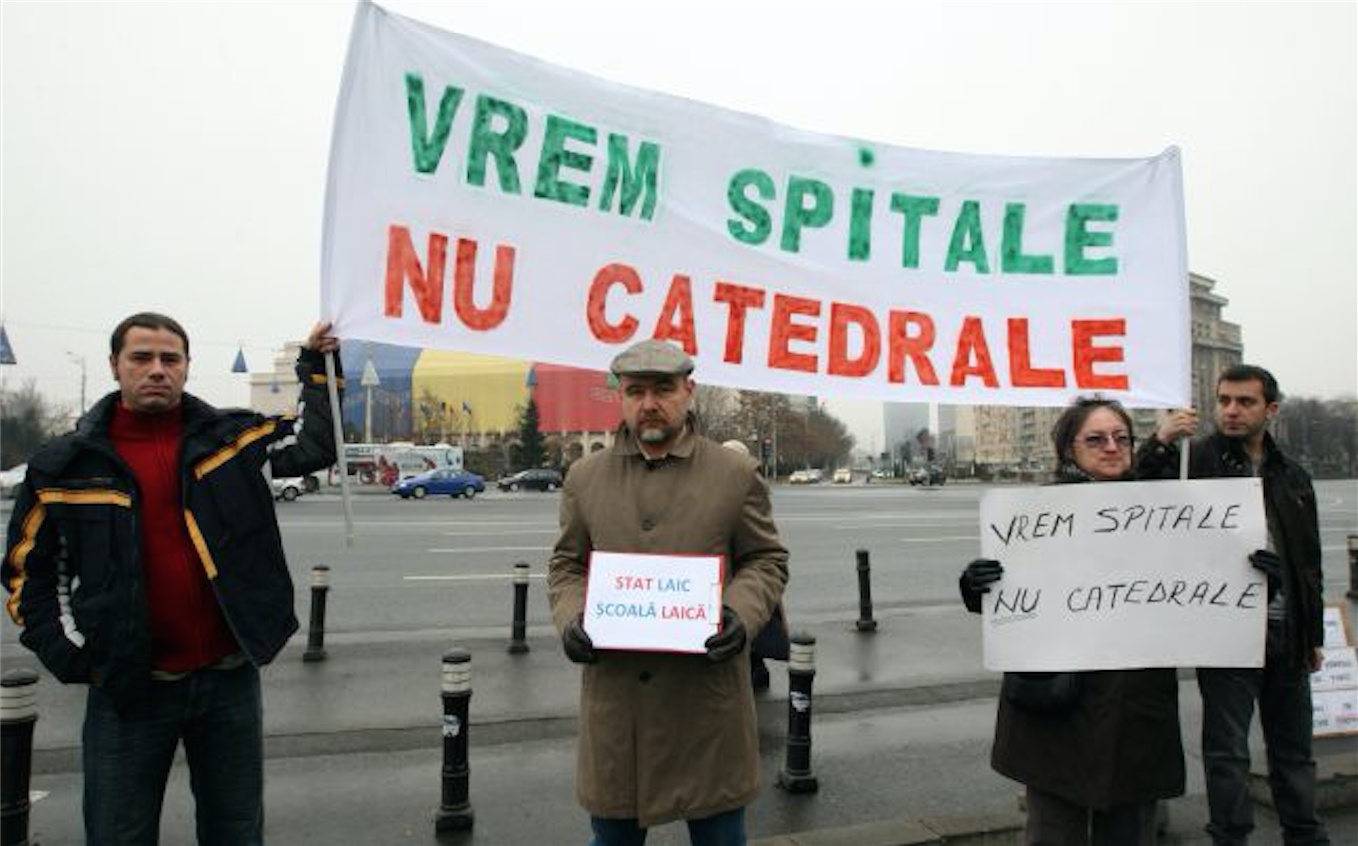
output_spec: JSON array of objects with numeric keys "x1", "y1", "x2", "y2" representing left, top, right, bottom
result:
[{"x1": 959, "y1": 398, "x2": 1184, "y2": 846}]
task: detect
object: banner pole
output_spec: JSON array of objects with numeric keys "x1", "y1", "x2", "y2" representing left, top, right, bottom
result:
[
  {"x1": 325, "y1": 351, "x2": 355, "y2": 548},
  {"x1": 1179, "y1": 435, "x2": 1190, "y2": 481}
]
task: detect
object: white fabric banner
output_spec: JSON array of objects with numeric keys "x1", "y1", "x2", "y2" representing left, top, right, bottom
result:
[
  {"x1": 978, "y1": 479, "x2": 1266, "y2": 671},
  {"x1": 322, "y1": 1, "x2": 1190, "y2": 407}
]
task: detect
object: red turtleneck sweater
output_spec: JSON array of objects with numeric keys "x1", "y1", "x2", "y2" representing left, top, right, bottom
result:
[{"x1": 109, "y1": 402, "x2": 239, "y2": 672}]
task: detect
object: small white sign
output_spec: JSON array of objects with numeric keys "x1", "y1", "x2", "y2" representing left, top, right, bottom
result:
[
  {"x1": 584, "y1": 552, "x2": 725, "y2": 653},
  {"x1": 1313, "y1": 605, "x2": 1358, "y2": 737},
  {"x1": 979, "y1": 478, "x2": 1267, "y2": 671}
]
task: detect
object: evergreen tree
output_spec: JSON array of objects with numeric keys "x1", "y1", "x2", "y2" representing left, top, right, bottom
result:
[{"x1": 511, "y1": 398, "x2": 546, "y2": 470}]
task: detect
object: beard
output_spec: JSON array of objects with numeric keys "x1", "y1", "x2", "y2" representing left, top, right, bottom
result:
[{"x1": 637, "y1": 423, "x2": 673, "y2": 444}]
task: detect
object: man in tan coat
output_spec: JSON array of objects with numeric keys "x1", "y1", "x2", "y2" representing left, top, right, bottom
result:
[{"x1": 548, "y1": 339, "x2": 789, "y2": 846}]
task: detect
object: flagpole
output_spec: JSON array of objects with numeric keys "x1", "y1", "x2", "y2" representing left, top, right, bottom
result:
[{"x1": 325, "y1": 351, "x2": 355, "y2": 548}]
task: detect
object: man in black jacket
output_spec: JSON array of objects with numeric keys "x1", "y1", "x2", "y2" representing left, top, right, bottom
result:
[
  {"x1": 3, "y1": 313, "x2": 341, "y2": 845},
  {"x1": 1137, "y1": 364, "x2": 1329, "y2": 846}
]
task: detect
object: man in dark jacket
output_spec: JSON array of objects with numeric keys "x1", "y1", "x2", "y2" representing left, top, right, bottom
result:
[
  {"x1": 1137, "y1": 364, "x2": 1329, "y2": 846},
  {"x1": 3, "y1": 312, "x2": 341, "y2": 845}
]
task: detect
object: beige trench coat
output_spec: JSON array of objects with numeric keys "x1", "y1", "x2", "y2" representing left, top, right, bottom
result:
[{"x1": 548, "y1": 423, "x2": 789, "y2": 827}]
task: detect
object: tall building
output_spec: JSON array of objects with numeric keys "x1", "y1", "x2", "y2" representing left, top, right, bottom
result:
[
  {"x1": 883, "y1": 402, "x2": 930, "y2": 463},
  {"x1": 1189, "y1": 273, "x2": 1244, "y2": 415}
]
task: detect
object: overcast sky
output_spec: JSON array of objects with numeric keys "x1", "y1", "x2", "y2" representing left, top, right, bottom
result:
[{"x1": 2, "y1": 1, "x2": 1354, "y2": 448}]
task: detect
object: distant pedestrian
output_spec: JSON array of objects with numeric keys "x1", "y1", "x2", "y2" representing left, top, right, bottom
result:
[
  {"x1": 3, "y1": 313, "x2": 341, "y2": 845},
  {"x1": 549, "y1": 339, "x2": 789, "y2": 845},
  {"x1": 1138, "y1": 365, "x2": 1330, "y2": 846},
  {"x1": 960, "y1": 397, "x2": 1185, "y2": 845}
]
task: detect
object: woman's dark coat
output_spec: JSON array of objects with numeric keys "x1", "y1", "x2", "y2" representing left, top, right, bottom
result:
[{"x1": 986, "y1": 471, "x2": 1185, "y2": 808}]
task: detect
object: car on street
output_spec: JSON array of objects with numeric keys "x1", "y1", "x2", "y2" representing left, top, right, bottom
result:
[
  {"x1": 833, "y1": 468, "x2": 853, "y2": 484},
  {"x1": 789, "y1": 469, "x2": 824, "y2": 484},
  {"x1": 271, "y1": 476, "x2": 307, "y2": 502},
  {"x1": 0, "y1": 464, "x2": 27, "y2": 498},
  {"x1": 909, "y1": 465, "x2": 946, "y2": 486},
  {"x1": 497, "y1": 468, "x2": 563, "y2": 492},
  {"x1": 392, "y1": 468, "x2": 486, "y2": 499}
]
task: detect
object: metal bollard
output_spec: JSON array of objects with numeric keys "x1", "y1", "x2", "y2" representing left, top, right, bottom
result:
[
  {"x1": 777, "y1": 634, "x2": 819, "y2": 793},
  {"x1": 435, "y1": 649, "x2": 474, "y2": 834},
  {"x1": 855, "y1": 549, "x2": 878, "y2": 632},
  {"x1": 303, "y1": 565, "x2": 331, "y2": 663},
  {"x1": 1348, "y1": 535, "x2": 1358, "y2": 600},
  {"x1": 508, "y1": 562, "x2": 530, "y2": 654},
  {"x1": 2, "y1": 669, "x2": 39, "y2": 846}
]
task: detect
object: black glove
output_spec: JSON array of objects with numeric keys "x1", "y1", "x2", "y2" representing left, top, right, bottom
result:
[
  {"x1": 704, "y1": 606, "x2": 747, "y2": 663},
  {"x1": 1249, "y1": 549, "x2": 1282, "y2": 602},
  {"x1": 562, "y1": 615, "x2": 597, "y2": 664},
  {"x1": 959, "y1": 559, "x2": 1004, "y2": 614}
]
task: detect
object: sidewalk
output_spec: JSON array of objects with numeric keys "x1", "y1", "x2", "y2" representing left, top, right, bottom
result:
[{"x1": 11, "y1": 603, "x2": 1357, "y2": 844}]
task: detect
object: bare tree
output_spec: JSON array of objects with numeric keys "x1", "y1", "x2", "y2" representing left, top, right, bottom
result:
[{"x1": 1, "y1": 380, "x2": 70, "y2": 468}]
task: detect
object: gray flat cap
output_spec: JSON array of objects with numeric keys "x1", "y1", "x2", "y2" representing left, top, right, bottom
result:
[{"x1": 610, "y1": 339, "x2": 694, "y2": 377}]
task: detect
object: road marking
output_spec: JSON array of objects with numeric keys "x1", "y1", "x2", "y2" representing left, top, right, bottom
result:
[
  {"x1": 427, "y1": 546, "x2": 552, "y2": 553},
  {"x1": 279, "y1": 520, "x2": 559, "y2": 529},
  {"x1": 442, "y1": 529, "x2": 557, "y2": 537},
  {"x1": 781, "y1": 512, "x2": 972, "y2": 522},
  {"x1": 834, "y1": 519, "x2": 974, "y2": 529},
  {"x1": 404, "y1": 573, "x2": 548, "y2": 582},
  {"x1": 897, "y1": 535, "x2": 980, "y2": 543}
]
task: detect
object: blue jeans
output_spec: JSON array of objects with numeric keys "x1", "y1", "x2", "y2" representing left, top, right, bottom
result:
[
  {"x1": 83, "y1": 662, "x2": 264, "y2": 846},
  {"x1": 590, "y1": 807, "x2": 746, "y2": 846},
  {"x1": 1198, "y1": 639, "x2": 1329, "y2": 845}
]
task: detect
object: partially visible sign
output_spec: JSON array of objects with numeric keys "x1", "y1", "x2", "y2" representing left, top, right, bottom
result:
[
  {"x1": 979, "y1": 479, "x2": 1267, "y2": 671},
  {"x1": 584, "y1": 552, "x2": 724, "y2": 653},
  {"x1": 1313, "y1": 605, "x2": 1358, "y2": 738}
]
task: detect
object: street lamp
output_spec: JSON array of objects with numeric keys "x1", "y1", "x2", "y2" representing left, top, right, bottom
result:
[{"x1": 66, "y1": 352, "x2": 87, "y2": 415}]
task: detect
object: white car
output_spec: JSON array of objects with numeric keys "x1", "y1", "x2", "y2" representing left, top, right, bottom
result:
[
  {"x1": 270, "y1": 476, "x2": 306, "y2": 502},
  {"x1": 0, "y1": 464, "x2": 27, "y2": 498}
]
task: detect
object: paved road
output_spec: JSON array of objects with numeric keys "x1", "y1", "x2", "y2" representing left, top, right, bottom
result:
[{"x1": 138, "y1": 478, "x2": 1358, "y2": 639}]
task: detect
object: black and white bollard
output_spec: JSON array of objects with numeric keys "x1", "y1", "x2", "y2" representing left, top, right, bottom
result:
[
  {"x1": 435, "y1": 649, "x2": 474, "y2": 834},
  {"x1": 508, "y1": 562, "x2": 530, "y2": 654},
  {"x1": 855, "y1": 549, "x2": 878, "y2": 632},
  {"x1": 1, "y1": 669, "x2": 39, "y2": 846},
  {"x1": 1347, "y1": 535, "x2": 1358, "y2": 601},
  {"x1": 303, "y1": 565, "x2": 331, "y2": 663},
  {"x1": 776, "y1": 634, "x2": 819, "y2": 794}
]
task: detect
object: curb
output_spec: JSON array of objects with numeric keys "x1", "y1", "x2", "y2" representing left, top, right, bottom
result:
[{"x1": 751, "y1": 812, "x2": 1025, "y2": 846}]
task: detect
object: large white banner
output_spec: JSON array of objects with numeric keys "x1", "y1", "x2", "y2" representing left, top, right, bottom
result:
[
  {"x1": 979, "y1": 479, "x2": 1266, "y2": 671},
  {"x1": 322, "y1": 1, "x2": 1189, "y2": 407}
]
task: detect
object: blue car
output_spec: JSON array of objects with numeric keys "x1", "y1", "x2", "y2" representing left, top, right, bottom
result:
[{"x1": 392, "y1": 468, "x2": 485, "y2": 500}]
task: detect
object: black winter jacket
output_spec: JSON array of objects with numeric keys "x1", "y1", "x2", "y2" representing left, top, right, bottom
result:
[
  {"x1": 1136, "y1": 430, "x2": 1324, "y2": 669},
  {"x1": 3, "y1": 349, "x2": 340, "y2": 709}
]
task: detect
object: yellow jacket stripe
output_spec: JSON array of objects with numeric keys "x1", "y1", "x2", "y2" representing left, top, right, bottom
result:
[
  {"x1": 194, "y1": 421, "x2": 277, "y2": 480},
  {"x1": 36, "y1": 488, "x2": 133, "y2": 508},
  {"x1": 5, "y1": 503, "x2": 46, "y2": 625},
  {"x1": 182, "y1": 510, "x2": 219, "y2": 579},
  {"x1": 308, "y1": 374, "x2": 345, "y2": 388}
]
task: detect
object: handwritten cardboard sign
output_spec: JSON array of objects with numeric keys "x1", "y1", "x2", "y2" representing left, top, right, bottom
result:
[
  {"x1": 1313, "y1": 605, "x2": 1358, "y2": 737},
  {"x1": 978, "y1": 478, "x2": 1267, "y2": 671},
  {"x1": 584, "y1": 552, "x2": 725, "y2": 653}
]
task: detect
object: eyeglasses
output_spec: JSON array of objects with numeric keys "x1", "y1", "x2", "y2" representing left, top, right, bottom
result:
[{"x1": 1080, "y1": 432, "x2": 1133, "y2": 450}]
